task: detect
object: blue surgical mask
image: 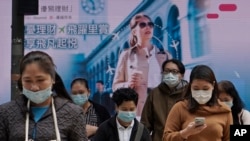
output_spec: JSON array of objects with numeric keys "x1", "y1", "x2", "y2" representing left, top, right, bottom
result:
[
  {"x1": 22, "y1": 86, "x2": 52, "y2": 104},
  {"x1": 117, "y1": 110, "x2": 136, "y2": 122},
  {"x1": 71, "y1": 94, "x2": 88, "y2": 106},
  {"x1": 223, "y1": 101, "x2": 233, "y2": 108},
  {"x1": 162, "y1": 73, "x2": 180, "y2": 87}
]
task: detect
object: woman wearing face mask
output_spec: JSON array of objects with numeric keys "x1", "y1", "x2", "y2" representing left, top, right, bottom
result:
[
  {"x1": 218, "y1": 80, "x2": 250, "y2": 125},
  {"x1": 0, "y1": 51, "x2": 88, "y2": 141},
  {"x1": 93, "y1": 88, "x2": 151, "y2": 141},
  {"x1": 140, "y1": 59, "x2": 188, "y2": 141},
  {"x1": 112, "y1": 13, "x2": 172, "y2": 116},
  {"x1": 163, "y1": 65, "x2": 233, "y2": 141},
  {"x1": 70, "y1": 78, "x2": 110, "y2": 139}
]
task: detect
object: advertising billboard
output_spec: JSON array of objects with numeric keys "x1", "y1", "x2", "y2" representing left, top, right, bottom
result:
[{"x1": 24, "y1": 0, "x2": 250, "y2": 116}]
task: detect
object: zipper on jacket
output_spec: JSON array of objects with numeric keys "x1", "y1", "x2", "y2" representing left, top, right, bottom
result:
[{"x1": 32, "y1": 122, "x2": 37, "y2": 141}]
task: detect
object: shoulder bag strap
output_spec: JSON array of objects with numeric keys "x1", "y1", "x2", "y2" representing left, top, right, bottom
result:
[{"x1": 134, "y1": 123, "x2": 144, "y2": 141}]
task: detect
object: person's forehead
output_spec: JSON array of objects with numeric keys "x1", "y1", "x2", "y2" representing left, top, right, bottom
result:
[
  {"x1": 164, "y1": 62, "x2": 178, "y2": 70},
  {"x1": 22, "y1": 63, "x2": 50, "y2": 78},
  {"x1": 219, "y1": 92, "x2": 230, "y2": 97},
  {"x1": 119, "y1": 101, "x2": 136, "y2": 107},
  {"x1": 72, "y1": 82, "x2": 86, "y2": 89},
  {"x1": 138, "y1": 17, "x2": 150, "y2": 22},
  {"x1": 191, "y1": 79, "x2": 213, "y2": 87}
]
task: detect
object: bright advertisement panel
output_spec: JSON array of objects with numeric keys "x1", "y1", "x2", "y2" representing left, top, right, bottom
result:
[
  {"x1": 0, "y1": 0, "x2": 12, "y2": 104},
  {"x1": 24, "y1": 0, "x2": 250, "y2": 115}
]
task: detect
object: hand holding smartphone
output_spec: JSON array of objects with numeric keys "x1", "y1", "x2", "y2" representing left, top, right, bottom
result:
[{"x1": 194, "y1": 117, "x2": 205, "y2": 127}]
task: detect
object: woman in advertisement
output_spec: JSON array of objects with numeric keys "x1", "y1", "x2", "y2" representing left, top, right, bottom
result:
[
  {"x1": 112, "y1": 13, "x2": 172, "y2": 116},
  {"x1": 0, "y1": 51, "x2": 88, "y2": 141}
]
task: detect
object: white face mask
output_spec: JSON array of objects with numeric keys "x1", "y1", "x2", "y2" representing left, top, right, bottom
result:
[
  {"x1": 22, "y1": 86, "x2": 52, "y2": 104},
  {"x1": 162, "y1": 73, "x2": 180, "y2": 87},
  {"x1": 191, "y1": 89, "x2": 213, "y2": 104}
]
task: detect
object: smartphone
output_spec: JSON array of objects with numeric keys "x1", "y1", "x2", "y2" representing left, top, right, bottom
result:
[{"x1": 194, "y1": 117, "x2": 205, "y2": 127}]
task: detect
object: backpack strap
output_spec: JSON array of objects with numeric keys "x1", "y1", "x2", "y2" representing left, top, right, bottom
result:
[{"x1": 134, "y1": 123, "x2": 144, "y2": 141}]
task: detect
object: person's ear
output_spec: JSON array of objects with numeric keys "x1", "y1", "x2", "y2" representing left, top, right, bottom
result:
[{"x1": 178, "y1": 73, "x2": 183, "y2": 78}]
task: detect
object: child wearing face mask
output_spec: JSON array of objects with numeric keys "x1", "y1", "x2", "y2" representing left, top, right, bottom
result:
[
  {"x1": 163, "y1": 65, "x2": 233, "y2": 141},
  {"x1": 218, "y1": 80, "x2": 250, "y2": 125},
  {"x1": 70, "y1": 78, "x2": 110, "y2": 140},
  {"x1": 93, "y1": 88, "x2": 151, "y2": 141}
]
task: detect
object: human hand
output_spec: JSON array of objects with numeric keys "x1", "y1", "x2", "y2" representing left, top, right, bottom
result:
[
  {"x1": 86, "y1": 124, "x2": 98, "y2": 137},
  {"x1": 128, "y1": 70, "x2": 142, "y2": 88},
  {"x1": 180, "y1": 122, "x2": 207, "y2": 139}
]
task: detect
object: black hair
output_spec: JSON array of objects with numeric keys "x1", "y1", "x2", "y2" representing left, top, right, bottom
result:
[
  {"x1": 218, "y1": 80, "x2": 245, "y2": 125},
  {"x1": 19, "y1": 51, "x2": 71, "y2": 101},
  {"x1": 71, "y1": 78, "x2": 89, "y2": 90},
  {"x1": 96, "y1": 80, "x2": 104, "y2": 85},
  {"x1": 53, "y1": 72, "x2": 72, "y2": 101},
  {"x1": 161, "y1": 59, "x2": 185, "y2": 75},
  {"x1": 183, "y1": 65, "x2": 219, "y2": 113},
  {"x1": 112, "y1": 88, "x2": 138, "y2": 107}
]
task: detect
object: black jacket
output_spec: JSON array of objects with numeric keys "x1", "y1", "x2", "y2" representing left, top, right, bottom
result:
[
  {"x1": 90, "y1": 100, "x2": 110, "y2": 126},
  {"x1": 93, "y1": 115, "x2": 151, "y2": 141}
]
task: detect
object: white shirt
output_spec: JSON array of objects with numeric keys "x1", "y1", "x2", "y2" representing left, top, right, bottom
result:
[
  {"x1": 239, "y1": 109, "x2": 250, "y2": 124},
  {"x1": 116, "y1": 118, "x2": 134, "y2": 141},
  {"x1": 146, "y1": 46, "x2": 162, "y2": 88}
]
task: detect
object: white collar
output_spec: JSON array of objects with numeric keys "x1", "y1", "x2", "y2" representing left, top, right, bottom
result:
[{"x1": 116, "y1": 117, "x2": 134, "y2": 129}]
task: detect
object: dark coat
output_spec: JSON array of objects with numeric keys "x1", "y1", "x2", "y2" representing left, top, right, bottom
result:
[
  {"x1": 93, "y1": 115, "x2": 151, "y2": 141},
  {"x1": 92, "y1": 91, "x2": 115, "y2": 116},
  {"x1": 0, "y1": 95, "x2": 88, "y2": 141},
  {"x1": 90, "y1": 100, "x2": 110, "y2": 126},
  {"x1": 141, "y1": 80, "x2": 188, "y2": 141}
]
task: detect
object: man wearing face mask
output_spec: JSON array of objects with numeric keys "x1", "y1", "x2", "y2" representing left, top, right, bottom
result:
[
  {"x1": 141, "y1": 59, "x2": 188, "y2": 141},
  {"x1": 93, "y1": 88, "x2": 151, "y2": 141}
]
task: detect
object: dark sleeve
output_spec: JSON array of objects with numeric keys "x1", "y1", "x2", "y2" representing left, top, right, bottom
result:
[
  {"x1": 92, "y1": 92, "x2": 98, "y2": 103},
  {"x1": 91, "y1": 101, "x2": 110, "y2": 125},
  {"x1": 101, "y1": 92, "x2": 116, "y2": 116},
  {"x1": 141, "y1": 91, "x2": 154, "y2": 132},
  {"x1": 97, "y1": 105, "x2": 111, "y2": 124},
  {"x1": 0, "y1": 106, "x2": 8, "y2": 140},
  {"x1": 93, "y1": 122, "x2": 108, "y2": 141},
  {"x1": 68, "y1": 110, "x2": 88, "y2": 141},
  {"x1": 141, "y1": 127, "x2": 152, "y2": 141}
]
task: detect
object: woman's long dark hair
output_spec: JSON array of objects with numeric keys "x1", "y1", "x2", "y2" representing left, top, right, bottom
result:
[
  {"x1": 218, "y1": 80, "x2": 245, "y2": 125},
  {"x1": 183, "y1": 65, "x2": 219, "y2": 113},
  {"x1": 53, "y1": 72, "x2": 72, "y2": 101}
]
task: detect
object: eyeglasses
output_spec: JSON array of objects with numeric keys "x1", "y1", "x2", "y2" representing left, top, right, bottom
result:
[
  {"x1": 138, "y1": 22, "x2": 154, "y2": 28},
  {"x1": 162, "y1": 69, "x2": 180, "y2": 75}
]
